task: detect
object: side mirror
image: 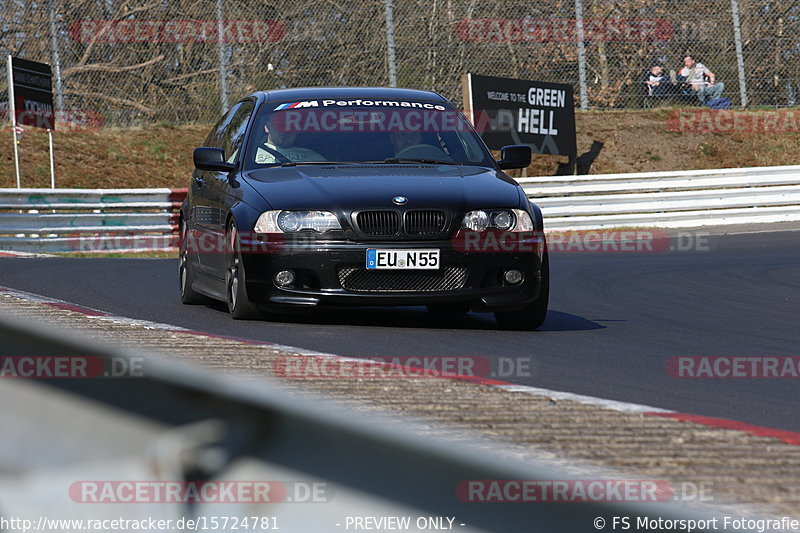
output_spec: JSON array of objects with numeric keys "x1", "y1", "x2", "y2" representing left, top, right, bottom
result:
[
  {"x1": 497, "y1": 145, "x2": 532, "y2": 170},
  {"x1": 194, "y1": 147, "x2": 236, "y2": 172}
]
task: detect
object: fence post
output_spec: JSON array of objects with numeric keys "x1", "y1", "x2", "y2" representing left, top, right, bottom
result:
[
  {"x1": 730, "y1": 0, "x2": 749, "y2": 108},
  {"x1": 48, "y1": 0, "x2": 64, "y2": 112},
  {"x1": 216, "y1": 0, "x2": 229, "y2": 114},
  {"x1": 574, "y1": 0, "x2": 589, "y2": 110},
  {"x1": 384, "y1": 0, "x2": 398, "y2": 87}
]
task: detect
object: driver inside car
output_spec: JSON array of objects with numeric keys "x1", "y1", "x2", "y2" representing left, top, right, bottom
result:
[
  {"x1": 255, "y1": 115, "x2": 326, "y2": 164},
  {"x1": 388, "y1": 130, "x2": 453, "y2": 162},
  {"x1": 388, "y1": 130, "x2": 423, "y2": 154}
]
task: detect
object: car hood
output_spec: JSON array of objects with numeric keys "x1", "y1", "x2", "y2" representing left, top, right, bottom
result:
[{"x1": 242, "y1": 164, "x2": 521, "y2": 212}]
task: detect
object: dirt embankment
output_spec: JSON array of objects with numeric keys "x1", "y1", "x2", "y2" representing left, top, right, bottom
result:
[{"x1": 2, "y1": 108, "x2": 799, "y2": 189}]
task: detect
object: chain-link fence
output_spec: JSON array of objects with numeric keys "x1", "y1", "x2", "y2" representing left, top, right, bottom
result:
[{"x1": 2, "y1": 0, "x2": 799, "y2": 127}]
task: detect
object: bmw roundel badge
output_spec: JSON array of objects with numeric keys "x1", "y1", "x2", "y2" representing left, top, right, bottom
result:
[{"x1": 392, "y1": 196, "x2": 408, "y2": 205}]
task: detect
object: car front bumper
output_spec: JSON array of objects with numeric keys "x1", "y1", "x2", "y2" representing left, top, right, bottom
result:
[{"x1": 239, "y1": 237, "x2": 544, "y2": 312}]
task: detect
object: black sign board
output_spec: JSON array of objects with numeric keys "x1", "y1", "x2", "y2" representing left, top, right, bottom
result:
[
  {"x1": 10, "y1": 57, "x2": 55, "y2": 130},
  {"x1": 462, "y1": 73, "x2": 576, "y2": 157}
]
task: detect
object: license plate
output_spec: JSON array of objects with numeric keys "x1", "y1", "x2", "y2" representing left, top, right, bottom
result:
[{"x1": 366, "y1": 249, "x2": 440, "y2": 270}]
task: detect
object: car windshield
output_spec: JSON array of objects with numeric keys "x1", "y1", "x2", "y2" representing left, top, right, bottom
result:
[{"x1": 244, "y1": 99, "x2": 496, "y2": 169}]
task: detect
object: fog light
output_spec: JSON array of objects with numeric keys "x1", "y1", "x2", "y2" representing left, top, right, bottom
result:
[
  {"x1": 504, "y1": 269, "x2": 524, "y2": 285},
  {"x1": 275, "y1": 270, "x2": 295, "y2": 287}
]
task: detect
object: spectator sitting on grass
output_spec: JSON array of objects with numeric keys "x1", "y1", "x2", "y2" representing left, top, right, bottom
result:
[
  {"x1": 678, "y1": 55, "x2": 725, "y2": 104},
  {"x1": 644, "y1": 65, "x2": 672, "y2": 97}
]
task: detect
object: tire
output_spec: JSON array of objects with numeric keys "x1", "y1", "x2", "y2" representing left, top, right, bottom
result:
[
  {"x1": 179, "y1": 221, "x2": 211, "y2": 304},
  {"x1": 426, "y1": 303, "x2": 471, "y2": 315},
  {"x1": 494, "y1": 251, "x2": 549, "y2": 331},
  {"x1": 226, "y1": 220, "x2": 262, "y2": 320}
]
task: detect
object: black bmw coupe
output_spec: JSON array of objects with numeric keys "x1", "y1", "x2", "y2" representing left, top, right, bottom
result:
[{"x1": 180, "y1": 87, "x2": 548, "y2": 330}]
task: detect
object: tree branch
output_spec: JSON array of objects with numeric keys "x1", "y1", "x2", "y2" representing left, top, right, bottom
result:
[
  {"x1": 62, "y1": 55, "x2": 165, "y2": 78},
  {"x1": 63, "y1": 88, "x2": 155, "y2": 114}
]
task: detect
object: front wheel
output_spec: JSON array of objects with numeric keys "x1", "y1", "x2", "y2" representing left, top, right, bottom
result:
[
  {"x1": 226, "y1": 221, "x2": 262, "y2": 320},
  {"x1": 494, "y1": 252, "x2": 549, "y2": 331}
]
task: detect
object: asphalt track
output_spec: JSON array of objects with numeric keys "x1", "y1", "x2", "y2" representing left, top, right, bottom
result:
[{"x1": 1, "y1": 230, "x2": 798, "y2": 432}]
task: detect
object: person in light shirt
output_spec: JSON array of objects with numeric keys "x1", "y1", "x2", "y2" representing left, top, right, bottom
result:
[
  {"x1": 678, "y1": 55, "x2": 725, "y2": 104},
  {"x1": 255, "y1": 114, "x2": 325, "y2": 164}
]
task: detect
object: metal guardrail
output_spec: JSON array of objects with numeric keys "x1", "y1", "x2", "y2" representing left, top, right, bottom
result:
[
  {"x1": 0, "y1": 310, "x2": 746, "y2": 532},
  {"x1": 0, "y1": 188, "x2": 185, "y2": 253},
  {"x1": 1, "y1": 164, "x2": 799, "y2": 253},
  {"x1": 521, "y1": 164, "x2": 800, "y2": 230}
]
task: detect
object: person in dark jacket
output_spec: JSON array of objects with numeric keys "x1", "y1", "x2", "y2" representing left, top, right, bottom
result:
[{"x1": 644, "y1": 65, "x2": 672, "y2": 97}]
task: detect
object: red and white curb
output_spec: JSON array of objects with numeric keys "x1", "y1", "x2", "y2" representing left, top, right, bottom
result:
[{"x1": 2, "y1": 284, "x2": 799, "y2": 447}]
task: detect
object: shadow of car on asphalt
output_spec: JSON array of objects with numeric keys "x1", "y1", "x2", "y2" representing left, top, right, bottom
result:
[{"x1": 205, "y1": 301, "x2": 606, "y2": 332}]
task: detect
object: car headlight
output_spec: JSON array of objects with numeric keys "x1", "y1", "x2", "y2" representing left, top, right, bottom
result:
[
  {"x1": 461, "y1": 209, "x2": 534, "y2": 232},
  {"x1": 492, "y1": 211, "x2": 513, "y2": 230},
  {"x1": 254, "y1": 210, "x2": 342, "y2": 233},
  {"x1": 511, "y1": 209, "x2": 534, "y2": 232},
  {"x1": 462, "y1": 210, "x2": 489, "y2": 231}
]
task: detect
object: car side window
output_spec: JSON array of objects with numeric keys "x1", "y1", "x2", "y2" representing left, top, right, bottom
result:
[
  {"x1": 204, "y1": 100, "x2": 254, "y2": 163},
  {"x1": 220, "y1": 101, "x2": 255, "y2": 163},
  {"x1": 205, "y1": 104, "x2": 239, "y2": 148}
]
